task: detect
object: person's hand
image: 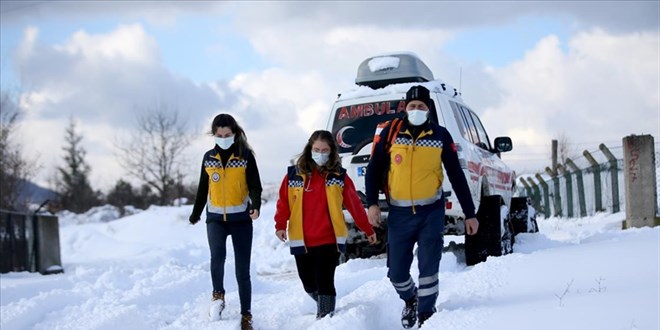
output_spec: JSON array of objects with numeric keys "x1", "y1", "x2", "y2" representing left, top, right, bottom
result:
[
  {"x1": 465, "y1": 217, "x2": 479, "y2": 235},
  {"x1": 189, "y1": 215, "x2": 200, "y2": 225},
  {"x1": 249, "y1": 209, "x2": 260, "y2": 220},
  {"x1": 366, "y1": 233, "x2": 378, "y2": 245},
  {"x1": 275, "y1": 230, "x2": 287, "y2": 242},
  {"x1": 367, "y1": 205, "x2": 382, "y2": 227}
]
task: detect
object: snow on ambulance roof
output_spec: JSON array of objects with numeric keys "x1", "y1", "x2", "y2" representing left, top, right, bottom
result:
[
  {"x1": 355, "y1": 53, "x2": 433, "y2": 88},
  {"x1": 337, "y1": 79, "x2": 463, "y2": 103},
  {"x1": 339, "y1": 52, "x2": 463, "y2": 103},
  {"x1": 366, "y1": 56, "x2": 401, "y2": 72}
]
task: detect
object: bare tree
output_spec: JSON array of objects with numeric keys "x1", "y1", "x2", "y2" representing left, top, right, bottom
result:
[
  {"x1": 115, "y1": 104, "x2": 193, "y2": 206},
  {"x1": 0, "y1": 90, "x2": 38, "y2": 211},
  {"x1": 555, "y1": 132, "x2": 579, "y2": 167}
]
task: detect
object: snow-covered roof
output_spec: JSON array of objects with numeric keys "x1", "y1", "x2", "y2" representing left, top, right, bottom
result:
[
  {"x1": 337, "y1": 79, "x2": 463, "y2": 103},
  {"x1": 340, "y1": 52, "x2": 463, "y2": 102}
]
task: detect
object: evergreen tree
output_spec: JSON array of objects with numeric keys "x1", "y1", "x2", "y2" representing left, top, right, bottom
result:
[
  {"x1": 136, "y1": 184, "x2": 159, "y2": 209},
  {"x1": 106, "y1": 179, "x2": 163, "y2": 214},
  {"x1": 57, "y1": 118, "x2": 99, "y2": 213},
  {"x1": 106, "y1": 179, "x2": 137, "y2": 216}
]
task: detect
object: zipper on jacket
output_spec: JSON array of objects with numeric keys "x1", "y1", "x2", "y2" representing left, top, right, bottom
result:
[
  {"x1": 409, "y1": 129, "x2": 432, "y2": 215},
  {"x1": 410, "y1": 136, "x2": 416, "y2": 215},
  {"x1": 221, "y1": 156, "x2": 227, "y2": 222}
]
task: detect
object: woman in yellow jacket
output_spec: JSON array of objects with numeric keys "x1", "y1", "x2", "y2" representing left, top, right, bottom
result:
[{"x1": 189, "y1": 113, "x2": 262, "y2": 330}]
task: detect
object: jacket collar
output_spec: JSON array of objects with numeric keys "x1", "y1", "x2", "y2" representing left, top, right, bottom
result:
[{"x1": 401, "y1": 119, "x2": 433, "y2": 139}]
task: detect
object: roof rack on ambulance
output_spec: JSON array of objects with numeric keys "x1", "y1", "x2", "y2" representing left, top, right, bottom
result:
[{"x1": 355, "y1": 52, "x2": 434, "y2": 89}]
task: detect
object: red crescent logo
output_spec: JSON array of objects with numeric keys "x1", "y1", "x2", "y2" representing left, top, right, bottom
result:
[{"x1": 336, "y1": 126, "x2": 354, "y2": 149}]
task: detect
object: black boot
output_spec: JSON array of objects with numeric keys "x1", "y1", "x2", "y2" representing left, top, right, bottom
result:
[
  {"x1": 419, "y1": 312, "x2": 433, "y2": 328},
  {"x1": 401, "y1": 296, "x2": 417, "y2": 329},
  {"x1": 316, "y1": 295, "x2": 336, "y2": 319},
  {"x1": 307, "y1": 291, "x2": 318, "y2": 302}
]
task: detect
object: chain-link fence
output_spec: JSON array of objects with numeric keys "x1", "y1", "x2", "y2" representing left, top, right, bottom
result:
[{"x1": 518, "y1": 138, "x2": 658, "y2": 219}]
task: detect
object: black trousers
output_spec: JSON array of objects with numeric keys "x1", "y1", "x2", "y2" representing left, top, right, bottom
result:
[
  {"x1": 207, "y1": 220, "x2": 253, "y2": 314},
  {"x1": 294, "y1": 244, "x2": 340, "y2": 296}
]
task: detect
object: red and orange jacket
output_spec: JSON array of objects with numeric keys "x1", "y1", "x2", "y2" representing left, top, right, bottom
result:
[{"x1": 274, "y1": 166, "x2": 374, "y2": 255}]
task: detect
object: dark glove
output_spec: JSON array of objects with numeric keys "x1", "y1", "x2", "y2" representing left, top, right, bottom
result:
[{"x1": 189, "y1": 215, "x2": 200, "y2": 225}]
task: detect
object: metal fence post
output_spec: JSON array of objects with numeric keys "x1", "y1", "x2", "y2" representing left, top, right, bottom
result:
[
  {"x1": 520, "y1": 178, "x2": 532, "y2": 198},
  {"x1": 535, "y1": 173, "x2": 551, "y2": 217},
  {"x1": 525, "y1": 177, "x2": 542, "y2": 212},
  {"x1": 566, "y1": 158, "x2": 587, "y2": 217},
  {"x1": 583, "y1": 150, "x2": 604, "y2": 212},
  {"x1": 557, "y1": 164, "x2": 573, "y2": 218},
  {"x1": 600, "y1": 143, "x2": 621, "y2": 213},
  {"x1": 545, "y1": 167, "x2": 562, "y2": 217}
]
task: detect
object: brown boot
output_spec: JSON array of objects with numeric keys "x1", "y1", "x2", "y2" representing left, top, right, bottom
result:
[
  {"x1": 240, "y1": 312, "x2": 253, "y2": 330},
  {"x1": 209, "y1": 291, "x2": 225, "y2": 321}
]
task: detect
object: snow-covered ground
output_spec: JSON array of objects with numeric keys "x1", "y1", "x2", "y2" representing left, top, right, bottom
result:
[{"x1": 1, "y1": 203, "x2": 658, "y2": 330}]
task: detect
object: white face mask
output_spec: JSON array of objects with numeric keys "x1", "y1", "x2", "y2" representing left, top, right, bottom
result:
[
  {"x1": 215, "y1": 136, "x2": 234, "y2": 150},
  {"x1": 311, "y1": 151, "x2": 330, "y2": 166},
  {"x1": 407, "y1": 110, "x2": 428, "y2": 126}
]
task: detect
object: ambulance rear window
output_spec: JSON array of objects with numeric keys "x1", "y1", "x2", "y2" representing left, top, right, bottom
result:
[
  {"x1": 331, "y1": 98, "x2": 441, "y2": 154},
  {"x1": 331, "y1": 99, "x2": 406, "y2": 154}
]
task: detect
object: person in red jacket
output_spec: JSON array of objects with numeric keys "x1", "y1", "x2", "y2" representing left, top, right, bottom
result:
[{"x1": 274, "y1": 130, "x2": 377, "y2": 319}]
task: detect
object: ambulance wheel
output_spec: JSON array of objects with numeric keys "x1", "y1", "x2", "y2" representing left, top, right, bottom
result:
[
  {"x1": 510, "y1": 197, "x2": 539, "y2": 235},
  {"x1": 465, "y1": 195, "x2": 513, "y2": 266}
]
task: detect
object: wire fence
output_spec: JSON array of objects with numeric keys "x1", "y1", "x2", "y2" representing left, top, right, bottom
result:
[{"x1": 517, "y1": 139, "x2": 659, "y2": 218}]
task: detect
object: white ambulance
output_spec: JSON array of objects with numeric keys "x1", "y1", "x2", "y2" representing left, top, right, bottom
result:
[{"x1": 326, "y1": 52, "x2": 536, "y2": 265}]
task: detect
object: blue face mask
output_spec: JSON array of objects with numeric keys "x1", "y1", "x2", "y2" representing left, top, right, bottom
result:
[
  {"x1": 215, "y1": 136, "x2": 234, "y2": 150},
  {"x1": 311, "y1": 151, "x2": 330, "y2": 166},
  {"x1": 407, "y1": 110, "x2": 428, "y2": 126}
]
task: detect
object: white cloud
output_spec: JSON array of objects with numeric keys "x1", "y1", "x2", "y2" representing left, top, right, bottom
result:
[
  {"x1": 247, "y1": 24, "x2": 454, "y2": 77},
  {"x1": 12, "y1": 24, "x2": 229, "y2": 191},
  {"x1": 5, "y1": 2, "x2": 658, "y2": 195},
  {"x1": 223, "y1": 25, "x2": 457, "y2": 183},
  {"x1": 226, "y1": 69, "x2": 331, "y2": 183},
  {"x1": 230, "y1": 68, "x2": 330, "y2": 129},
  {"x1": 16, "y1": 25, "x2": 38, "y2": 59},
  {"x1": 53, "y1": 24, "x2": 159, "y2": 64},
  {"x1": 229, "y1": 2, "x2": 658, "y2": 33},
  {"x1": 483, "y1": 29, "x2": 659, "y2": 173}
]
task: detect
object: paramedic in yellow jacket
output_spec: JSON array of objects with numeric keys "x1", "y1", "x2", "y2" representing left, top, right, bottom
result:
[
  {"x1": 189, "y1": 113, "x2": 262, "y2": 330},
  {"x1": 274, "y1": 130, "x2": 376, "y2": 320},
  {"x1": 365, "y1": 85, "x2": 478, "y2": 329}
]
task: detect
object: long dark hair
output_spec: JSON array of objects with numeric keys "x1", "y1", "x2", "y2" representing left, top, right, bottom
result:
[
  {"x1": 296, "y1": 130, "x2": 341, "y2": 174},
  {"x1": 210, "y1": 113, "x2": 253, "y2": 157}
]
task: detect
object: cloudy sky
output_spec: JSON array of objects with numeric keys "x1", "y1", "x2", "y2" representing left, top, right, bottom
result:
[{"x1": 1, "y1": 1, "x2": 658, "y2": 192}]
